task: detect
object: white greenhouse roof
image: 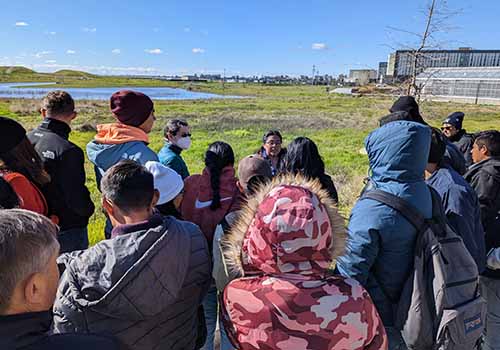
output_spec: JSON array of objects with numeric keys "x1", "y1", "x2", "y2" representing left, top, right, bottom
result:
[{"x1": 417, "y1": 67, "x2": 500, "y2": 81}]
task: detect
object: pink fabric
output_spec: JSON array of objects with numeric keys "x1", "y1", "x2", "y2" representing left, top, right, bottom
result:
[{"x1": 222, "y1": 185, "x2": 387, "y2": 350}]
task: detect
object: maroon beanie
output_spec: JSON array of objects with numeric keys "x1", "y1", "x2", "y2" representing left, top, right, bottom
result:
[{"x1": 110, "y1": 90, "x2": 154, "y2": 127}]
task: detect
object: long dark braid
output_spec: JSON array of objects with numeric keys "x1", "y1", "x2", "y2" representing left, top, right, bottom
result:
[{"x1": 204, "y1": 141, "x2": 234, "y2": 211}]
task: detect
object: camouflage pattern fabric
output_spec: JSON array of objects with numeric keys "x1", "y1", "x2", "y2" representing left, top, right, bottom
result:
[{"x1": 222, "y1": 184, "x2": 387, "y2": 350}]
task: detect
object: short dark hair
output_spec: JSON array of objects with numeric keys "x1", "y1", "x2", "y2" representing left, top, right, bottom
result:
[
  {"x1": 164, "y1": 119, "x2": 188, "y2": 137},
  {"x1": 101, "y1": 160, "x2": 154, "y2": 213},
  {"x1": 475, "y1": 130, "x2": 500, "y2": 157},
  {"x1": 41, "y1": 90, "x2": 75, "y2": 117},
  {"x1": 262, "y1": 130, "x2": 282, "y2": 144},
  {"x1": 428, "y1": 128, "x2": 447, "y2": 164},
  {"x1": 0, "y1": 209, "x2": 59, "y2": 313}
]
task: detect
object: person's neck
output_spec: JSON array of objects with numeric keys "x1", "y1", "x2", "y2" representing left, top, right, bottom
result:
[
  {"x1": 425, "y1": 163, "x2": 439, "y2": 179},
  {"x1": 47, "y1": 115, "x2": 71, "y2": 127},
  {"x1": 121, "y1": 209, "x2": 154, "y2": 225}
]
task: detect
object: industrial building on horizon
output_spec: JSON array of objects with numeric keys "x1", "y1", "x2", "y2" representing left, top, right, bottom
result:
[{"x1": 385, "y1": 47, "x2": 500, "y2": 81}]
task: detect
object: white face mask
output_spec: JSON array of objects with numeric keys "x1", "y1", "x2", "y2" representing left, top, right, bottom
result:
[{"x1": 176, "y1": 136, "x2": 191, "y2": 150}]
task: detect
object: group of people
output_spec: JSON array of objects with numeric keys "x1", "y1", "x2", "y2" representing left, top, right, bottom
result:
[{"x1": 0, "y1": 89, "x2": 498, "y2": 350}]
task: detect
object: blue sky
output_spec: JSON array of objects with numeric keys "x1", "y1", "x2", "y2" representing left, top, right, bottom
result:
[{"x1": 0, "y1": 0, "x2": 498, "y2": 76}]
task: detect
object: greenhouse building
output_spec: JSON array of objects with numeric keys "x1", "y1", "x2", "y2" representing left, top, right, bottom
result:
[{"x1": 417, "y1": 67, "x2": 500, "y2": 105}]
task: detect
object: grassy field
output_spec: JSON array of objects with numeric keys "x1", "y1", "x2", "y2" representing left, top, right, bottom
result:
[{"x1": 0, "y1": 79, "x2": 498, "y2": 245}]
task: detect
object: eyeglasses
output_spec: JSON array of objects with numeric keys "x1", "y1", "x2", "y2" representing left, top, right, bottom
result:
[
  {"x1": 441, "y1": 126, "x2": 453, "y2": 131},
  {"x1": 180, "y1": 133, "x2": 192, "y2": 138}
]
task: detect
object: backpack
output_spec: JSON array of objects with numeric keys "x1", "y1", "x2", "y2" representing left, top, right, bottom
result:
[{"x1": 363, "y1": 187, "x2": 486, "y2": 350}]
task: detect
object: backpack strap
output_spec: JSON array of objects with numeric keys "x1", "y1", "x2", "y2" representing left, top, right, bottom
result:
[{"x1": 362, "y1": 190, "x2": 426, "y2": 230}]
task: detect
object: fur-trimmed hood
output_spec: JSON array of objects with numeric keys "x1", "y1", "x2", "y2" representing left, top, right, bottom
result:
[{"x1": 222, "y1": 174, "x2": 345, "y2": 278}]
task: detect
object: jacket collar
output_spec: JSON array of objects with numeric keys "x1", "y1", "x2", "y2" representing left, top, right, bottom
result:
[
  {"x1": 40, "y1": 118, "x2": 71, "y2": 139},
  {"x1": 168, "y1": 143, "x2": 183, "y2": 155},
  {"x1": 0, "y1": 310, "x2": 52, "y2": 348},
  {"x1": 111, "y1": 213, "x2": 164, "y2": 238}
]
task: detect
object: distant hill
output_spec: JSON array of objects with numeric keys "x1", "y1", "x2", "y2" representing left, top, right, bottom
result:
[
  {"x1": 54, "y1": 69, "x2": 95, "y2": 78},
  {"x1": 0, "y1": 66, "x2": 37, "y2": 75}
]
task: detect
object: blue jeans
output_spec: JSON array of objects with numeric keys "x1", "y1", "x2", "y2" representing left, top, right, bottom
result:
[
  {"x1": 201, "y1": 286, "x2": 232, "y2": 350},
  {"x1": 385, "y1": 326, "x2": 408, "y2": 350},
  {"x1": 58, "y1": 227, "x2": 89, "y2": 254},
  {"x1": 480, "y1": 276, "x2": 500, "y2": 350}
]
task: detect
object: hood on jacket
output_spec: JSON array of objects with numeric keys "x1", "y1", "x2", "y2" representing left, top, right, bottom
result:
[
  {"x1": 222, "y1": 174, "x2": 345, "y2": 278},
  {"x1": 94, "y1": 123, "x2": 149, "y2": 145},
  {"x1": 57, "y1": 217, "x2": 192, "y2": 320},
  {"x1": 366, "y1": 120, "x2": 431, "y2": 184}
]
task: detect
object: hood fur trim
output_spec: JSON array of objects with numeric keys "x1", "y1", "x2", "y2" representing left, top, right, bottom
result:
[{"x1": 221, "y1": 173, "x2": 346, "y2": 278}]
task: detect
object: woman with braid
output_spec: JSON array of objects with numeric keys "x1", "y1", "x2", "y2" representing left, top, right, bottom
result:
[{"x1": 180, "y1": 141, "x2": 238, "y2": 350}]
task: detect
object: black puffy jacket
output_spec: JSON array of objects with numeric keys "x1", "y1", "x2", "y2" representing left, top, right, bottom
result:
[
  {"x1": 28, "y1": 118, "x2": 94, "y2": 230},
  {"x1": 465, "y1": 157, "x2": 500, "y2": 278},
  {"x1": 449, "y1": 129, "x2": 475, "y2": 168},
  {"x1": 0, "y1": 311, "x2": 121, "y2": 350},
  {"x1": 53, "y1": 215, "x2": 212, "y2": 350}
]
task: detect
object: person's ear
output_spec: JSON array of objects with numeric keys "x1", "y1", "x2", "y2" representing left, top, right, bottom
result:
[
  {"x1": 40, "y1": 108, "x2": 47, "y2": 118},
  {"x1": 102, "y1": 197, "x2": 114, "y2": 217},
  {"x1": 480, "y1": 145, "x2": 490, "y2": 157},
  {"x1": 23, "y1": 273, "x2": 45, "y2": 310},
  {"x1": 151, "y1": 189, "x2": 160, "y2": 208},
  {"x1": 236, "y1": 181, "x2": 245, "y2": 194}
]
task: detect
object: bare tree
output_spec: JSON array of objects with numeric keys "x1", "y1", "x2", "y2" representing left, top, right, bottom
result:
[{"x1": 386, "y1": 0, "x2": 462, "y2": 99}]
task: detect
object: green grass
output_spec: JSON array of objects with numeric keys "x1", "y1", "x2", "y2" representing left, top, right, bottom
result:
[{"x1": 1, "y1": 81, "x2": 498, "y2": 245}]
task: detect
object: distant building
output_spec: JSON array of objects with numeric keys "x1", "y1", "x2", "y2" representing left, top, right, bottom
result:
[
  {"x1": 348, "y1": 69, "x2": 378, "y2": 85},
  {"x1": 378, "y1": 62, "x2": 388, "y2": 83},
  {"x1": 388, "y1": 48, "x2": 500, "y2": 80},
  {"x1": 417, "y1": 66, "x2": 500, "y2": 105}
]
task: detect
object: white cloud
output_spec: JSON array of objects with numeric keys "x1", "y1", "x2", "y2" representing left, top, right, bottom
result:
[
  {"x1": 184, "y1": 27, "x2": 191, "y2": 33},
  {"x1": 82, "y1": 27, "x2": 97, "y2": 33},
  {"x1": 312, "y1": 43, "x2": 327, "y2": 50},
  {"x1": 66, "y1": 50, "x2": 76, "y2": 55},
  {"x1": 45, "y1": 60, "x2": 57, "y2": 63},
  {"x1": 34, "y1": 51, "x2": 52, "y2": 58},
  {"x1": 111, "y1": 48, "x2": 121, "y2": 54},
  {"x1": 15, "y1": 21, "x2": 29, "y2": 27},
  {"x1": 192, "y1": 48, "x2": 205, "y2": 54},
  {"x1": 48, "y1": 31, "x2": 56, "y2": 35},
  {"x1": 145, "y1": 48, "x2": 163, "y2": 55}
]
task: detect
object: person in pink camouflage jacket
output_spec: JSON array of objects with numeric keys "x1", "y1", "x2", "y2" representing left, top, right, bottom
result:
[{"x1": 220, "y1": 174, "x2": 388, "y2": 350}]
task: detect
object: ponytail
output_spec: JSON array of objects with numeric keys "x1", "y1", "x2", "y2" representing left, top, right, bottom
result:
[{"x1": 204, "y1": 141, "x2": 235, "y2": 211}]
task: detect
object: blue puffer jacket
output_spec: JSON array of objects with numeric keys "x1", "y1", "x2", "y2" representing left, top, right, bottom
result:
[{"x1": 337, "y1": 121, "x2": 432, "y2": 326}]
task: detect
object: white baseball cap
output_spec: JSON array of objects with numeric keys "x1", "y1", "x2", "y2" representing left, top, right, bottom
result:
[{"x1": 144, "y1": 161, "x2": 184, "y2": 205}]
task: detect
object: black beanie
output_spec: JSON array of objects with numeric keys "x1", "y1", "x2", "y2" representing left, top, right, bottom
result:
[
  {"x1": 428, "y1": 128, "x2": 447, "y2": 164},
  {"x1": 0, "y1": 116, "x2": 26, "y2": 153},
  {"x1": 443, "y1": 112, "x2": 464, "y2": 130},
  {"x1": 389, "y1": 96, "x2": 427, "y2": 125}
]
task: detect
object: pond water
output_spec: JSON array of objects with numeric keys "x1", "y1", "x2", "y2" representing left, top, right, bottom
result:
[{"x1": 0, "y1": 82, "x2": 240, "y2": 100}]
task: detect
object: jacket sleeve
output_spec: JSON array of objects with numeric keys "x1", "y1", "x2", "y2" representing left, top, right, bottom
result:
[
  {"x1": 57, "y1": 148, "x2": 95, "y2": 218},
  {"x1": 52, "y1": 270, "x2": 88, "y2": 334},
  {"x1": 336, "y1": 206, "x2": 381, "y2": 286},
  {"x1": 470, "y1": 170, "x2": 500, "y2": 226}
]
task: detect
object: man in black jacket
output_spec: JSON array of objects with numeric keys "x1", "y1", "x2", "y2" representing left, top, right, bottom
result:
[
  {"x1": 442, "y1": 112, "x2": 475, "y2": 167},
  {"x1": 28, "y1": 91, "x2": 94, "y2": 253},
  {"x1": 464, "y1": 130, "x2": 500, "y2": 350},
  {"x1": 0, "y1": 209, "x2": 120, "y2": 350}
]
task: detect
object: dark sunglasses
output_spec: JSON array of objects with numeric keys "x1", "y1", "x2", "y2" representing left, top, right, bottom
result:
[
  {"x1": 441, "y1": 126, "x2": 453, "y2": 131},
  {"x1": 180, "y1": 133, "x2": 192, "y2": 137}
]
